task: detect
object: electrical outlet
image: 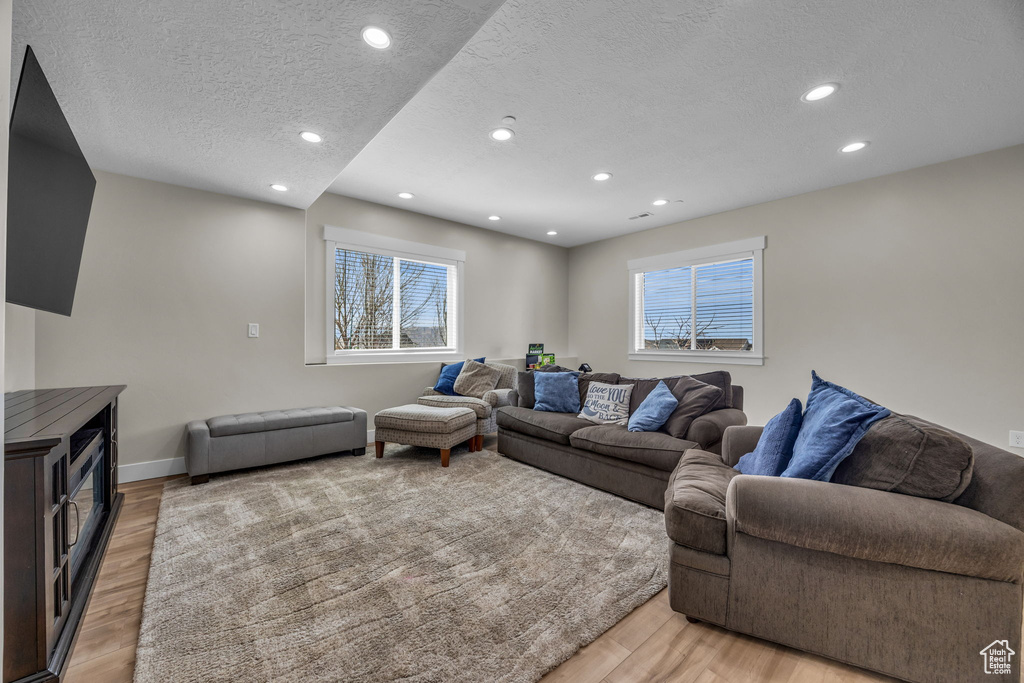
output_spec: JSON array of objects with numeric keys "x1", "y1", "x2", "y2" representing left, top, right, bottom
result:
[
  {"x1": 247, "y1": 323, "x2": 259, "y2": 338},
  {"x1": 1010, "y1": 431, "x2": 1024, "y2": 449}
]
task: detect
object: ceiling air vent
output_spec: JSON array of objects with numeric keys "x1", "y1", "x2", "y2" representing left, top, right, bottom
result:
[{"x1": 629, "y1": 212, "x2": 653, "y2": 220}]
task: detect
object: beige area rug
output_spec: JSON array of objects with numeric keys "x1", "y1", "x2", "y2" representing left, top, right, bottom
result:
[{"x1": 134, "y1": 445, "x2": 668, "y2": 683}]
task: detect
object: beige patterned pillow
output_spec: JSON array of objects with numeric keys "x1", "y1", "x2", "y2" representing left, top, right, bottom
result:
[{"x1": 453, "y1": 360, "x2": 502, "y2": 398}]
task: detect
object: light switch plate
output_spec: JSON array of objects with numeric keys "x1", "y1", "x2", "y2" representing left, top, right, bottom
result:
[
  {"x1": 247, "y1": 323, "x2": 259, "y2": 338},
  {"x1": 1011, "y1": 431, "x2": 1024, "y2": 449}
]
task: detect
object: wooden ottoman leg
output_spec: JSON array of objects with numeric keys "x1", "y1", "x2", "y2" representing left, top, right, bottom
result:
[
  {"x1": 441, "y1": 449, "x2": 450, "y2": 467},
  {"x1": 476, "y1": 435, "x2": 484, "y2": 451},
  {"x1": 375, "y1": 441, "x2": 385, "y2": 458}
]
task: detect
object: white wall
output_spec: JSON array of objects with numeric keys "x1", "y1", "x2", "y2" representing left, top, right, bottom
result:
[
  {"x1": 4, "y1": 303, "x2": 34, "y2": 391},
  {"x1": 34, "y1": 172, "x2": 570, "y2": 468},
  {"x1": 304, "y1": 192, "x2": 569, "y2": 365},
  {"x1": 568, "y1": 144, "x2": 1024, "y2": 454}
]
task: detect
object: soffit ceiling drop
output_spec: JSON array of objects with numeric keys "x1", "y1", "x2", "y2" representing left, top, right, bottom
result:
[
  {"x1": 12, "y1": 0, "x2": 507, "y2": 209},
  {"x1": 329, "y1": 0, "x2": 1024, "y2": 246}
]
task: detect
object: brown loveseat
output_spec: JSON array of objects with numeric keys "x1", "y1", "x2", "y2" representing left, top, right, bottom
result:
[
  {"x1": 666, "y1": 420, "x2": 1024, "y2": 683},
  {"x1": 496, "y1": 370, "x2": 747, "y2": 509}
]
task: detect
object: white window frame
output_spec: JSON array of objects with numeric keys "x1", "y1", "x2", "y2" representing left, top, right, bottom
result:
[
  {"x1": 628, "y1": 236, "x2": 765, "y2": 366},
  {"x1": 324, "y1": 225, "x2": 465, "y2": 365}
]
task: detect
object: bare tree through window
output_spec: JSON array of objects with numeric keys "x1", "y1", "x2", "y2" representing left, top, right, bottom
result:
[{"x1": 334, "y1": 249, "x2": 452, "y2": 351}]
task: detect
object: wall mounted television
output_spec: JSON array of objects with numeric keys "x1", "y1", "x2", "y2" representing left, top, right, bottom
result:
[{"x1": 7, "y1": 45, "x2": 96, "y2": 316}]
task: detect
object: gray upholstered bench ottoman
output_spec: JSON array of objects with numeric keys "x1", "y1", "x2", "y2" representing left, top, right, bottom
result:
[
  {"x1": 374, "y1": 404, "x2": 477, "y2": 467},
  {"x1": 186, "y1": 406, "x2": 367, "y2": 484}
]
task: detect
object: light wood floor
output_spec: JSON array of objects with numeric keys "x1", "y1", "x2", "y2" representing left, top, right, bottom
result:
[{"x1": 66, "y1": 464, "x2": 896, "y2": 683}]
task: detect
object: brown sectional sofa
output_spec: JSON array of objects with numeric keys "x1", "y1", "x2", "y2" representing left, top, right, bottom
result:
[
  {"x1": 496, "y1": 370, "x2": 747, "y2": 509},
  {"x1": 666, "y1": 421, "x2": 1024, "y2": 683}
]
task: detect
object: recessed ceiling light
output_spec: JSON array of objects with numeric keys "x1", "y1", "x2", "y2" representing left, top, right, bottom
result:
[
  {"x1": 547, "y1": 231, "x2": 558, "y2": 236},
  {"x1": 488, "y1": 215, "x2": 501, "y2": 221},
  {"x1": 397, "y1": 192, "x2": 414, "y2": 199},
  {"x1": 652, "y1": 199, "x2": 668, "y2": 206},
  {"x1": 300, "y1": 131, "x2": 322, "y2": 143},
  {"x1": 840, "y1": 141, "x2": 869, "y2": 153},
  {"x1": 801, "y1": 83, "x2": 839, "y2": 102},
  {"x1": 592, "y1": 172, "x2": 612, "y2": 182},
  {"x1": 270, "y1": 184, "x2": 288, "y2": 192},
  {"x1": 361, "y1": 26, "x2": 391, "y2": 49},
  {"x1": 490, "y1": 128, "x2": 514, "y2": 141}
]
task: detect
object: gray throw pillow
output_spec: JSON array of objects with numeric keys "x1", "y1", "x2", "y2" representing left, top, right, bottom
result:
[
  {"x1": 688, "y1": 371, "x2": 732, "y2": 410},
  {"x1": 831, "y1": 413, "x2": 974, "y2": 501},
  {"x1": 578, "y1": 382, "x2": 633, "y2": 424},
  {"x1": 659, "y1": 376, "x2": 725, "y2": 440},
  {"x1": 453, "y1": 360, "x2": 501, "y2": 399}
]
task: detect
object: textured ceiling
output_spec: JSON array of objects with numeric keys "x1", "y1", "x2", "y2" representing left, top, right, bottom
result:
[
  {"x1": 329, "y1": 0, "x2": 1024, "y2": 246},
  {"x1": 12, "y1": 0, "x2": 506, "y2": 208}
]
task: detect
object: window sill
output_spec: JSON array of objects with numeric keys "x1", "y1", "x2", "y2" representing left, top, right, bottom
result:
[
  {"x1": 627, "y1": 351, "x2": 764, "y2": 366},
  {"x1": 325, "y1": 350, "x2": 462, "y2": 365}
]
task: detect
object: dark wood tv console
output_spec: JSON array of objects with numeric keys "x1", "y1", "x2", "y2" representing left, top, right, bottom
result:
[{"x1": 4, "y1": 386, "x2": 125, "y2": 683}]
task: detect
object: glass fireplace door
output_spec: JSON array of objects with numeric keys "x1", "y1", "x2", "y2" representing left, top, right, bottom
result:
[{"x1": 68, "y1": 448, "x2": 106, "y2": 581}]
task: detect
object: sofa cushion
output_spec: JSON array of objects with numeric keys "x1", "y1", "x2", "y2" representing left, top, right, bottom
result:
[
  {"x1": 417, "y1": 395, "x2": 491, "y2": 419},
  {"x1": 622, "y1": 371, "x2": 734, "y2": 411},
  {"x1": 832, "y1": 412, "x2": 974, "y2": 502},
  {"x1": 570, "y1": 425, "x2": 697, "y2": 472},
  {"x1": 664, "y1": 449, "x2": 738, "y2": 554},
  {"x1": 690, "y1": 371, "x2": 733, "y2": 410},
  {"x1": 208, "y1": 407, "x2": 355, "y2": 437},
  {"x1": 622, "y1": 378, "x2": 662, "y2": 413},
  {"x1": 515, "y1": 365, "x2": 576, "y2": 409},
  {"x1": 781, "y1": 371, "x2": 890, "y2": 481},
  {"x1": 453, "y1": 359, "x2": 502, "y2": 399},
  {"x1": 496, "y1": 406, "x2": 593, "y2": 445}
]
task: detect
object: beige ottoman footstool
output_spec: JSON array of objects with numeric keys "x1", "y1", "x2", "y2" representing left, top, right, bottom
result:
[{"x1": 374, "y1": 404, "x2": 478, "y2": 467}]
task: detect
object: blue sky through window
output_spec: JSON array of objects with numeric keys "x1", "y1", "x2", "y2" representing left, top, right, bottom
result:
[{"x1": 642, "y1": 258, "x2": 753, "y2": 349}]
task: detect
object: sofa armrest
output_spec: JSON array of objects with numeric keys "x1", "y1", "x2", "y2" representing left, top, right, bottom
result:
[
  {"x1": 727, "y1": 475, "x2": 1024, "y2": 584},
  {"x1": 685, "y1": 409, "x2": 747, "y2": 451},
  {"x1": 721, "y1": 425, "x2": 763, "y2": 466},
  {"x1": 421, "y1": 387, "x2": 444, "y2": 397},
  {"x1": 483, "y1": 387, "x2": 516, "y2": 408},
  {"x1": 506, "y1": 389, "x2": 520, "y2": 408}
]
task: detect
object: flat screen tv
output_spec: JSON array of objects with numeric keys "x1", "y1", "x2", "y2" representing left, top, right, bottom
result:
[{"x1": 7, "y1": 46, "x2": 96, "y2": 316}]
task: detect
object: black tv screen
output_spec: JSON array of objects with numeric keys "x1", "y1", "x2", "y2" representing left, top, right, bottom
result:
[{"x1": 7, "y1": 46, "x2": 96, "y2": 316}]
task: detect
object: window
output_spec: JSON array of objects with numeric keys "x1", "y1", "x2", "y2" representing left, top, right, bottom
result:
[
  {"x1": 324, "y1": 226, "x2": 464, "y2": 363},
  {"x1": 628, "y1": 236, "x2": 764, "y2": 365}
]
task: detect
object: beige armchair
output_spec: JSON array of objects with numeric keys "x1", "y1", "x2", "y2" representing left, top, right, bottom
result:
[{"x1": 418, "y1": 361, "x2": 517, "y2": 449}]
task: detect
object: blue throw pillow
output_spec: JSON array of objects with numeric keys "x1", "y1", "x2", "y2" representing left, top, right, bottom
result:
[
  {"x1": 781, "y1": 371, "x2": 891, "y2": 481},
  {"x1": 534, "y1": 372, "x2": 581, "y2": 413},
  {"x1": 627, "y1": 381, "x2": 678, "y2": 432},
  {"x1": 432, "y1": 357, "x2": 485, "y2": 396},
  {"x1": 735, "y1": 398, "x2": 803, "y2": 476}
]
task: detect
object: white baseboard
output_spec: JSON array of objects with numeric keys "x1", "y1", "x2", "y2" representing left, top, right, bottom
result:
[
  {"x1": 118, "y1": 457, "x2": 187, "y2": 483},
  {"x1": 117, "y1": 438, "x2": 376, "y2": 483}
]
